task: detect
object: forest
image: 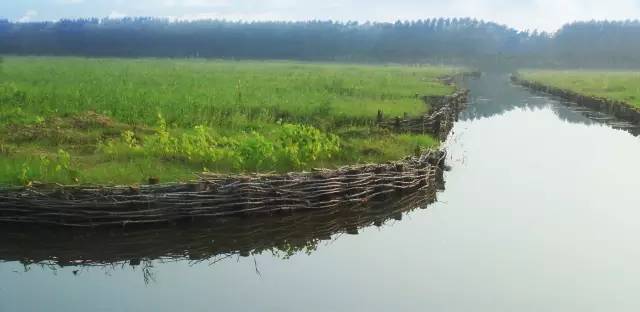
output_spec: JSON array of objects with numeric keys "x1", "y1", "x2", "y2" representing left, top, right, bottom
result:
[{"x1": 1, "y1": 18, "x2": 639, "y2": 69}]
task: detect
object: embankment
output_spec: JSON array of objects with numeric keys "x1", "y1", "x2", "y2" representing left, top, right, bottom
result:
[
  {"x1": 0, "y1": 91, "x2": 468, "y2": 228},
  {"x1": 511, "y1": 75, "x2": 640, "y2": 124}
]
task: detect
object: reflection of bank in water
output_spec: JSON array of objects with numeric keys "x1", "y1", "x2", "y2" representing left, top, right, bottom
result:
[
  {"x1": 511, "y1": 75, "x2": 640, "y2": 136},
  {"x1": 0, "y1": 186, "x2": 441, "y2": 269},
  {"x1": 460, "y1": 75, "x2": 640, "y2": 136}
]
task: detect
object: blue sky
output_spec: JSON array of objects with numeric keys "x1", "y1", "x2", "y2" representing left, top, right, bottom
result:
[{"x1": 2, "y1": 0, "x2": 640, "y2": 32}]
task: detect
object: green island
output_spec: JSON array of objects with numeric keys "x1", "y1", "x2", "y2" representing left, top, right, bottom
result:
[
  {"x1": 0, "y1": 57, "x2": 458, "y2": 186},
  {"x1": 519, "y1": 70, "x2": 640, "y2": 109}
]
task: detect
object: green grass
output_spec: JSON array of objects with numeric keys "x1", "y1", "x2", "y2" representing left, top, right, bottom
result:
[
  {"x1": 0, "y1": 56, "x2": 457, "y2": 186},
  {"x1": 520, "y1": 70, "x2": 640, "y2": 109}
]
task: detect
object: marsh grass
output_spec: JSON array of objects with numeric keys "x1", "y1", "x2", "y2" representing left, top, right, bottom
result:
[{"x1": 0, "y1": 57, "x2": 456, "y2": 185}]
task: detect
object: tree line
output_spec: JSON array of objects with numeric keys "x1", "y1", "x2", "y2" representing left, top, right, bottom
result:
[{"x1": 1, "y1": 18, "x2": 639, "y2": 69}]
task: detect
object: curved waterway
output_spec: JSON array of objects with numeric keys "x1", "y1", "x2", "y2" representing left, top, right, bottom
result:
[{"x1": 2, "y1": 75, "x2": 640, "y2": 312}]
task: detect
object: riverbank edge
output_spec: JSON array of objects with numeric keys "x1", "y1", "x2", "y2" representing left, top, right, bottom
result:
[
  {"x1": 0, "y1": 89, "x2": 467, "y2": 228},
  {"x1": 511, "y1": 75, "x2": 640, "y2": 124}
]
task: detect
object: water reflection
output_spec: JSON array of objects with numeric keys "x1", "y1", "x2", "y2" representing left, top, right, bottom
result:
[
  {"x1": 460, "y1": 74, "x2": 640, "y2": 135},
  {"x1": 0, "y1": 189, "x2": 436, "y2": 273}
]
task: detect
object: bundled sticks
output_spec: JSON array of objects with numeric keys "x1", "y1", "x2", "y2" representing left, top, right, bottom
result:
[{"x1": 377, "y1": 90, "x2": 468, "y2": 140}]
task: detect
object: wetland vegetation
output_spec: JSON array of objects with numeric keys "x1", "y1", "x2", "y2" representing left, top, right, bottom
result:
[{"x1": 0, "y1": 57, "x2": 456, "y2": 186}]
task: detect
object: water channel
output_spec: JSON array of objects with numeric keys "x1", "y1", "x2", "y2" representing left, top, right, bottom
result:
[{"x1": 1, "y1": 74, "x2": 639, "y2": 311}]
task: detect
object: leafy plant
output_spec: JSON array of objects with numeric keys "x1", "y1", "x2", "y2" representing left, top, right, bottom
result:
[
  {"x1": 122, "y1": 130, "x2": 140, "y2": 149},
  {"x1": 275, "y1": 124, "x2": 340, "y2": 169},
  {"x1": 100, "y1": 119, "x2": 341, "y2": 173},
  {"x1": 237, "y1": 131, "x2": 275, "y2": 172},
  {"x1": 14, "y1": 149, "x2": 79, "y2": 185}
]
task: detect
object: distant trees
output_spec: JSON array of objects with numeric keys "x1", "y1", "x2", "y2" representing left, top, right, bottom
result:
[
  {"x1": 551, "y1": 20, "x2": 640, "y2": 67},
  {"x1": 0, "y1": 18, "x2": 639, "y2": 68}
]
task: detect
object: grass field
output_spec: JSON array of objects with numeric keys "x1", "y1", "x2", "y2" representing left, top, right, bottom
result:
[
  {"x1": 0, "y1": 57, "x2": 457, "y2": 186},
  {"x1": 520, "y1": 70, "x2": 640, "y2": 109}
]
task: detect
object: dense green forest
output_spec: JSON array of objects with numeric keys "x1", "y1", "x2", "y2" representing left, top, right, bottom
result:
[{"x1": 1, "y1": 18, "x2": 639, "y2": 68}]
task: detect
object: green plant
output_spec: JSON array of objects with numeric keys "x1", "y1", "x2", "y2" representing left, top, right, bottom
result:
[
  {"x1": 122, "y1": 130, "x2": 140, "y2": 149},
  {"x1": 12, "y1": 149, "x2": 79, "y2": 185},
  {"x1": 237, "y1": 131, "x2": 275, "y2": 172},
  {"x1": 275, "y1": 124, "x2": 340, "y2": 169}
]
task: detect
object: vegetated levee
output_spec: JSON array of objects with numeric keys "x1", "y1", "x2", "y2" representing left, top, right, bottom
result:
[
  {"x1": 511, "y1": 75, "x2": 640, "y2": 125},
  {"x1": 0, "y1": 91, "x2": 466, "y2": 227},
  {"x1": 0, "y1": 57, "x2": 468, "y2": 227},
  {"x1": 0, "y1": 57, "x2": 456, "y2": 185}
]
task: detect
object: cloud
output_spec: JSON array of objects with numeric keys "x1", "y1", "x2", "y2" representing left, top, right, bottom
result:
[{"x1": 18, "y1": 10, "x2": 38, "y2": 23}]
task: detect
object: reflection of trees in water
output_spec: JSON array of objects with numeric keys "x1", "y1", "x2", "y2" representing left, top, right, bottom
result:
[
  {"x1": 0, "y1": 188, "x2": 438, "y2": 283},
  {"x1": 460, "y1": 76, "x2": 640, "y2": 136},
  {"x1": 458, "y1": 76, "x2": 545, "y2": 121}
]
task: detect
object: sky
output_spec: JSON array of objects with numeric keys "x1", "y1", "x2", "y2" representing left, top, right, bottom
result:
[{"x1": 2, "y1": 0, "x2": 640, "y2": 32}]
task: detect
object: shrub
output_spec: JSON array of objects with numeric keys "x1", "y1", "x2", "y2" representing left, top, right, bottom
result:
[
  {"x1": 15, "y1": 149, "x2": 79, "y2": 185},
  {"x1": 274, "y1": 124, "x2": 340, "y2": 169},
  {"x1": 101, "y1": 119, "x2": 341, "y2": 173}
]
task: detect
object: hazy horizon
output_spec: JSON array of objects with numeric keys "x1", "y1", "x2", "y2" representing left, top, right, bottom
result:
[{"x1": 2, "y1": 0, "x2": 640, "y2": 33}]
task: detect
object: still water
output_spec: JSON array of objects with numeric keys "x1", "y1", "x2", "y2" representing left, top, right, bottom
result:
[{"x1": 2, "y1": 75, "x2": 640, "y2": 312}]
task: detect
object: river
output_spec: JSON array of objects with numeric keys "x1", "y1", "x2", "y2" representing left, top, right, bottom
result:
[{"x1": 1, "y1": 75, "x2": 640, "y2": 312}]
